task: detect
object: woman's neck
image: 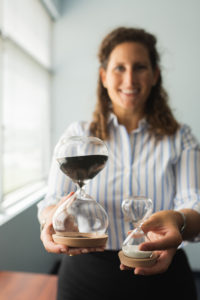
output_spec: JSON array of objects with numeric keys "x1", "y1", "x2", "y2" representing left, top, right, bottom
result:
[{"x1": 113, "y1": 110, "x2": 144, "y2": 133}]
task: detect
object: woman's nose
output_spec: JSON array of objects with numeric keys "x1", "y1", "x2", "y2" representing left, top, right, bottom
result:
[{"x1": 123, "y1": 69, "x2": 136, "y2": 85}]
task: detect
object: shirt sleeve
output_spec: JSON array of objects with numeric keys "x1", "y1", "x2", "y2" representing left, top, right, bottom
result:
[
  {"x1": 173, "y1": 125, "x2": 200, "y2": 241},
  {"x1": 37, "y1": 121, "x2": 89, "y2": 220}
]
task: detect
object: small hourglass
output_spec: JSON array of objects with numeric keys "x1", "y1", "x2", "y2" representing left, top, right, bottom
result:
[
  {"x1": 52, "y1": 136, "x2": 109, "y2": 248},
  {"x1": 118, "y1": 196, "x2": 157, "y2": 268}
]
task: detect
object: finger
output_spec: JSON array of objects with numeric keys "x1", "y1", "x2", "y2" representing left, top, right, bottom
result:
[
  {"x1": 67, "y1": 246, "x2": 105, "y2": 256},
  {"x1": 120, "y1": 264, "x2": 133, "y2": 271},
  {"x1": 47, "y1": 192, "x2": 75, "y2": 222},
  {"x1": 134, "y1": 255, "x2": 165, "y2": 275},
  {"x1": 67, "y1": 248, "x2": 89, "y2": 255},
  {"x1": 140, "y1": 231, "x2": 182, "y2": 251},
  {"x1": 90, "y1": 247, "x2": 105, "y2": 252},
  {"x1": 134, "y1": 249, "x2": 176, "y2": 276},
  {"x1": 42, "y1": 234, "x2": 67, "y2": 253},
  {"x1": 141, "y1": 217, "x2": 160, "y2": 233},
  {"x1": 57, "y1": 191, "x2": 75, "y2": 207},
  {"x1": 41, "y1": 227, "x2": 68, "y2": 254},
  {"x1": 67, "y1": 248, "x2": 83, "y2": 255},
  {"x1": 83, "y1": 247, "x2": 104, "y2": 253}
]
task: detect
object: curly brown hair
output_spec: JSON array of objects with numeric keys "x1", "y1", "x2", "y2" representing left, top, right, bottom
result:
[{"x1": 90, "y1": 27, "x2": 179, "y2": 140}]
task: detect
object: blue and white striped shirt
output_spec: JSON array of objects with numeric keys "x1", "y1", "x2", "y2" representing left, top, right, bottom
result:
[{"x1": 38, "y1": 114, "x2": 200, "y2": 250}]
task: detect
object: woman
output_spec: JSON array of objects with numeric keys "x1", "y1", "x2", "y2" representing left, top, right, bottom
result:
[{"x1": 38, "y1": 27, "x2": 200, "y2": 299}]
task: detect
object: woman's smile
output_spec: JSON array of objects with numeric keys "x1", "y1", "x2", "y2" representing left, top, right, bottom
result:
[{"x1": 119, "y1": 87, "x2": 140, "y2": 99}]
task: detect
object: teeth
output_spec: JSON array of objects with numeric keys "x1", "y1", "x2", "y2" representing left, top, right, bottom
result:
[{"x1": 122, "y1": 89, "x2": 139, "y2": 94}]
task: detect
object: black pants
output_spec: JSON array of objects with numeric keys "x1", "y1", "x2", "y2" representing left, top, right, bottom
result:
[{"x1": 57, "y1": 249, "x2": 197, "y2": 300}]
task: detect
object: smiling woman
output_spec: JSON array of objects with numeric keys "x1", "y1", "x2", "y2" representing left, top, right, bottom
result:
[
  {"x1": 90, "y1": 27, "x2": 180, "y2": 141},
  {"x1": 38, "y1": 26, "x2": 200, "y2": 300}
]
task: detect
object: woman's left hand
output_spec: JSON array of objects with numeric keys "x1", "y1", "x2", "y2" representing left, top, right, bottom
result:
[
  {"x1": 120, "y1": 210, "x2": 183, "y2": 275},
  {"x1": 120, "y1": 247, "x2": 177, "y2": 275},
  {"x1": 133, "y1": 248, "x2": 177, "y2": 275}
]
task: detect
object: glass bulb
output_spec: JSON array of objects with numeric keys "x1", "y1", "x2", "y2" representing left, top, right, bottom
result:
[
  {"x1": 53, "y1": 191, "x2": 109, "y2": 236},
  {"x1": 121, "y1": 196, "x2": 153, "y2": 259},
  {"x1": 122, "y1": 227, "x2": 152, "y2": 258}
]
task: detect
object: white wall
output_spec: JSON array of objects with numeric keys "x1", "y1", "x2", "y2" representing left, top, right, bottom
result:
[{"x1": 52, "y1": 0, "x2": 200, "y2": 270}]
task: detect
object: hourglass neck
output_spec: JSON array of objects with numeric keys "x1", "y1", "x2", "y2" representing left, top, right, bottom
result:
[
  {"x1": 76, "y1": 184, "x2": 86, "y2": 198},
  {"x1": 122, "y1": 225, "x2": 145, "y2": 246}
]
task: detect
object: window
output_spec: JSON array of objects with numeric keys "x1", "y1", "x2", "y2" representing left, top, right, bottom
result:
[{"x1": 0, "y1": 0, "x2": 52, "y2": 208}]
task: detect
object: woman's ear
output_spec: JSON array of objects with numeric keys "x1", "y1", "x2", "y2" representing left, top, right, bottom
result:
[
  {"x1": 99, "y1": 67, "x2": 107, "y2": 88},
  {"x1": 153, "y1": 67, "x2": 160, "y2": 86}
]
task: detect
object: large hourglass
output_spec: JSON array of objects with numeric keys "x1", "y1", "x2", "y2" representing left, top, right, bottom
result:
[
  {"x1": 52, "y1": 136, "x2": 109, "y2": 247},
  {"x1": 118, "y1": 196, "x2": 157, "y2": 267}
]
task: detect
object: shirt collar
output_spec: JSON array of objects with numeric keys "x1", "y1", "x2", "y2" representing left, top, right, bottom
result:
[{"x1": 108, "y1": 112, "x2": 147, "y2": 133}]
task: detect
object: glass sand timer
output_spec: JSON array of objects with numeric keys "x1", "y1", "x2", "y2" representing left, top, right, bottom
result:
[
  {"x1": 52, "y1": 136, "x2": 109, "y2": 248},
  {"x1": 118, "y1": 196, "x2": 157, "y2": 268}
]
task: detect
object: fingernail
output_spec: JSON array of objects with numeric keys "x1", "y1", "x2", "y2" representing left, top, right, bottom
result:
[
  {"x1": 135, "y1": 270, "x2": 144, "y2": 276},
  {"x1": 139, "y1": 245, "x2": 148, "y2": 251},
  {"x1": 82, "y1": 249, "x2": 89, "y2": 253},
  {"x1": 60, "y1": 248, "x2": 66, "y2": 253}
]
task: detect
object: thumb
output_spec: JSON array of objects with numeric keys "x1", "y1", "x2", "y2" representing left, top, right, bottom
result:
[
  {"x1": 140, "y1": 231, "x2": 182, "y2": 251},
  {"x1": 141, "y1": 217, "x2": 159, "y2": 234},
  {"x1": 139, "y1": 239, "x2": 171, "y2": 251},
  {"x1": 58, "y1": 191, "x2": 74, "y2": 206}
]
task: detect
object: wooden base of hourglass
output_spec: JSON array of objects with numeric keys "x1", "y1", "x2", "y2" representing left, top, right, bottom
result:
[
  {"x1": 118, "y1": 250, "x2": 157, "y2": 268},
  {"x1": 53, "y1": 232, "x2": 108, "y2": 248}
]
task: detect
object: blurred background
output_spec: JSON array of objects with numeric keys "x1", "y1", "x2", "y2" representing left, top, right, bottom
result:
[{"x1": 0, "y1": 0, "x2": 199, "y2": 284}]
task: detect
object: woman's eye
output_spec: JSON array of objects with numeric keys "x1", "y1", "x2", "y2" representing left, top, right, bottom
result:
[
  {"x1": 134, "y1": 64, "x2": 147, "y2": 71},
  {"x1": 115, "y1": 65, "x2": 125, "y2": 72}
]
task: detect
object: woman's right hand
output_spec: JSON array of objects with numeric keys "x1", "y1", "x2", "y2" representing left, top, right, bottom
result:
[
  {"x1": 40, "y1": 192, "x2": 75, "y2": 254},
  {"x1": 40, "y1": 192, "x2": 105, "y2": 255},
  {"x1": 41, "y1": 221, "x2": 105, "y2": 255}
]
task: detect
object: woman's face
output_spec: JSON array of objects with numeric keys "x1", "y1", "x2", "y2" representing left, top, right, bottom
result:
[{"x1": 100, "y1": 42, "x2": 159, "y2": 118}]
